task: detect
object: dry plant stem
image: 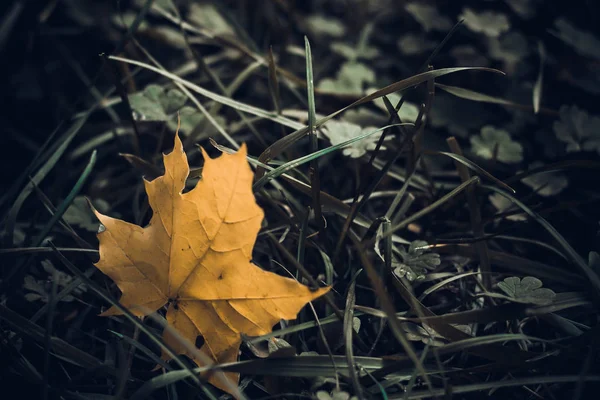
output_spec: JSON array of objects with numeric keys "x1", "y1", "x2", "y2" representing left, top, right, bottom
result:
[
  {"x1": 446, "y1": 137, "x2": 492, "y2": 290},
  {"x1": 348, "y1": 231, "x2": 434, "y2": 394},
  {"x1": 267, "y1": 232, "x2": 344, "y2": 321},
  {"x1": 105, "y1": 56, "x2": 142, "y2": 156},
  {"x1": 344, "y1": 276, "x2": 364, "y2": 399}
]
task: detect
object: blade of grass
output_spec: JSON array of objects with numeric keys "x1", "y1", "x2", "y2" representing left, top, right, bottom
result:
[
  {"x1": 482, "y1": 184, "x2": 600, "y2": 303},
  {"x1": 304, "y1": 36, "x2": 324, "y2": 234},
  {"x1": 396, "y1": 375, "x2": 600, "y2": 399},
  {"x1": 253, "y1": 124, "x2": 411, "y2": 191},
  {"x1": 533, "y1": 41, "x2": 546, "y2": 114},
  {"x1": 344, "y1": 270, "x2": 364, "y2": 399},
  {"x1": 446, "y1": 137, "x2": 492, "y2": 290},
  {"x1": 256, "y1": 67, "x2": 504, "y2": 177},
  {"x1": 436, "y1": 83, "x2": 558, "y2": 116},
  {"x1": 2, "y1": 116, "x2": 91, "y2": 247},
  {"x1": 132, "y1": 355, "x2": 401, "y2": 399},
  {"x1": 350, "y1": 232, "x2": 434, "y2": 393},
  {"x1": 370, "y1": 177, "x2": 481, "y2": 246},
  {"x1": 3, "y1": 151, "x2": 97, "y2": 287},
  {"x1": 107, "y1": 54, "x2": 306, "y2": 130},
  {"x1": 0, "y1": 303, "x2": 110, "y2": 371}
]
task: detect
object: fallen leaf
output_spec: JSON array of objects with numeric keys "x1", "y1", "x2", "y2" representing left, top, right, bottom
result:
[{"x1": 92, "y1": 134, "x2": 329, "y2": 392}]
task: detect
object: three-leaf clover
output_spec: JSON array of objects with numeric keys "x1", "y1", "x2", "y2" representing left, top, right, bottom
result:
[
  {"x1": 405, "y1": 3, "x2": 452, "y2": 32},
  {"x1": 303, "y1": 15, "x2": 346, "y2": 38},
  {"x1": 497, "y1": 276, "x2": 556, "y2": 305},
  {"x1": 488, "y1": 193, "x2": 527, "y2": 221},
  {"x1": 392, "y1": 240, "x2": 441, "y2": 282},
  {"x1": 470, "y1": 126, "x2": 524, "y2": 164},
  {"x1": 553, "y1": 105, "x2": 600, "y2": 154},
  {"x1": 460, "y1": 8, "x2": 510, "y2": 38},
  {"x1": 316, "y1": 390, "x2": 357, "y2": 400},
  {"x1": 521, "y1": 162, "x2": 569, "y2": 197},
  {"x1": 366, "y1": 88, "x2": 420, "y2": 123},
  {"x1": 322, "y1": 120, "x2": 383, "y2": 158},
  {"x1": 128, "y1": 84, "x2": 187, "y2": 121},
  {"x1": 129, "y1": 84, "x2": 206, "y2": 134},
  {"x1": 24, "y1": 260, "x2": 87, "y2": 303},
  {"x1": 318, "y1": 62, "x2": 376, "y2": 96},
  {"x1": 397, "y1": 33, "x2": 437, "y2": 55},
  {"x1": 188, "y1": 3, "x2": 235, "y2": 36}
]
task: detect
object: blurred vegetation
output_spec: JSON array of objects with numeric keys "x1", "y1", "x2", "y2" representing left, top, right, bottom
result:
[{"x1": 1, "y1": 0, "x2": 600, "y2": 399}]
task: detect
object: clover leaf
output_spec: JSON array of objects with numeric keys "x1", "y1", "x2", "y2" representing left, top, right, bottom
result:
[
  {"x1": 188, "y1": 3, "x2": 235, "y2": 36},
  {"x1": 366, "y1": 88, "x2": 420, "y2": 122},
  {"x1": 505, "y1": 0, "x2": 540, "y2": 19},
  {"x1": 322, "y1": 120, "x2": 383, "y2": 158},
  {"x1": 303, "y1": 15, "x2": 346, "y2": 38},
  {"x1": 392, "y1": 240, "x2": 441, "y2": 282},
  {"x1": 316, "y1": 390, "x2": 358, "y2": 400},
  {"x1": 166, "y1": 106, "x2": 206, "y2": 135},
  {"x1": 24, "y1": 260, "x2": 87, "y2": 303},
  {"x1": 331, "y1": 42, "x2": 379, "y2": 61},
  {"x1": 318, "y1": 62, "x2": 375, "y2": 96},
  {"x1": 405, "y1": 3, "x2": 452, "y2": 32},
  {"x1": 128, "y1": 84, "x2": 187, "y2": 121},
  {"x1": 400, "y1": 322, "x2": 446, "y2": 346},
  {"x1": 497, "y1": 276, "x2": 556, "y2": 305},
  {"x1": 397, "y1": 33, "x2": 437, "y2": 55},
  {"x1": 488, "y1": 32, "x2": 529, "y2": 65},
  {"x1": 460, "y1": 8, "x2": 510, "y2": 38},
  {"x1": 521, "y1": 163, "x2": 569, "y2": 197},
  {"x1": 553, "y1": 105, "x2": 600, "y2": 154},
  {"x1": 470, "y1": 126, "x2": 524, "y2": 164},
  {"x1": 488, "y1": 193, "x2": 527, "y2": 222},
  {"x1": 64, "y1": 196, "x2": 110, "y2": 232}
]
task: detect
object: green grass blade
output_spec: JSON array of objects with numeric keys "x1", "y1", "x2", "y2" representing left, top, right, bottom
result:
[
  {"x1": 257, "y1": 67, "x2": 504, "y2": 171},
  {"x1": 107, "y1": 55, "x2": 305, "y2": 130},
  {"x1": 2, "y1": 114, "x2": 91, "y2": 247},
  {"x1": 253, "y1": 123, "x2": 411, "y2": 190}
]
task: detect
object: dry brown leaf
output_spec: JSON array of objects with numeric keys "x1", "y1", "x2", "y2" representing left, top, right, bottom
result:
[{"x1": 92, "y1": 134, "x2": 329, "y2": 392}]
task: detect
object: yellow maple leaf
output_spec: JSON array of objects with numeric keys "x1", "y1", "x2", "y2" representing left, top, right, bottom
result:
[{"x1": 92, "y1": 134, "x2": 329, "y2": 392}]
